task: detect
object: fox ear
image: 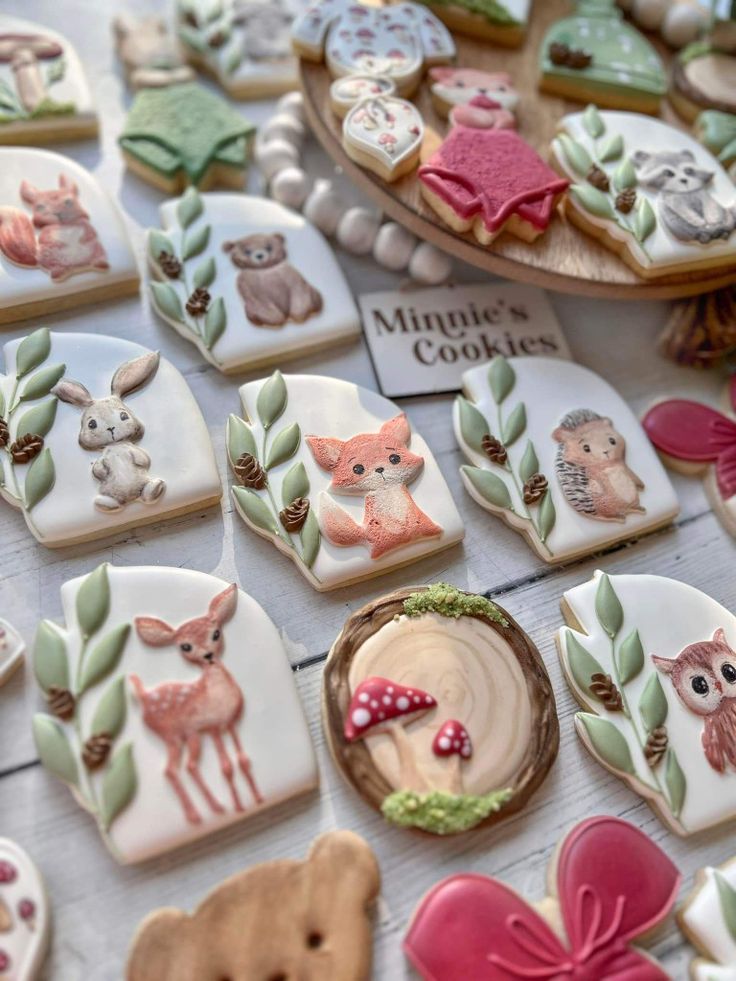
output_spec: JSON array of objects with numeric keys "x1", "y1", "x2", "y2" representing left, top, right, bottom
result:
[
  {"x1": 58, "y1": 175, "x2": 78, "y2": 196},
  {"x1": 53, "y1": 378, "x2": 93, "y2": 408},
  {"x1": 209, "y1": 584, "x2": 238, "y2": 626},
  {"x1": 135, "y1": 616, "x2": 176, "y2": 647},
  {"x1": 20, "y1": 181, "x2": 39, "y2": 205},
  {"x1": 380, "y1": 413, "x2": 410, "y2": 446},
  {"x1": 111, "y1": 352, "x2": 160, "y2": 398},
  {"x1": 307, "y1": 435, "x2": 344, "y2": 471},
  {"x1": 429, "y1": 66, "x2": 452, "y2": 82},
  {"x1": 651, "y1": 654, "x2": 675, "y2": 675}
]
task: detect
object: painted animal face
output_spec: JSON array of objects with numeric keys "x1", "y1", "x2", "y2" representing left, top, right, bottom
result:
[
  {"x1": 429, "y1": 67, "x2": 519, "y2": 110},
  {"x1": 223, "y1": 233, "x2": 287, "y2": 270},
  {"x1": 20, "y1": 175, "x2": 89, "y2": 227},
  {"x1": 633, "y1": 150, "x2": 714, "y2": 194},
  {"x1": 553, "y1": 413, "x2": 626, "y2": 467},
  {"x1": 653, "y1": 629, "x2": 736, "y2": 717},
  {"x1": 307, "y1": 414, "x2": 424, "y2": 494},
  {"x1": 135, "y1": 584, "x2": 238, "y2": 667}
]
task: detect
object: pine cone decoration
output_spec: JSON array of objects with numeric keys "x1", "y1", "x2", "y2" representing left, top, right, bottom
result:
[
  {"x1": 567, "y1": 48, "x2": 592, "y2": 69},
  {"x1": 47, "y1": 685, "x2": 75, "y2": 721},
  {"x1": 644, "y1": 726, "x2": 668, "y2": 766},
  {"x1": 280, "y1": 497, "x2": 309, "y2": 532},
  {"x1": 0, "y1": 420, "x2": 8, "y2": 449},
  {"x1": 9, "y1": 434, "x2": 43, "y2": 464},
  {"x1": 82, "y1": 733, "x2": 112, "y2": 770},
  {"x1": 587, "y1": 165, "x2": 610, "y2": 192},
  {"x1": 183, "y1": 9, "x2": 199, "y2": 27},
  {"x1": 481, "y1": 434, "x2": 507, "y2": 465},
  {"x1": 523, "y1": 473, "x2": 548, "y2": 505},
  {"x1": 233, "y1": 452, "x2": 267, "y2": 489},
  {"x1": 589, "y1": 673, "x2": 623, "y2": 711},
  {"x1": 208, "y1": 30, "x2": 228, "y2": 48},
  {"x1": 158, "y1": 251, "x2": 182, "y2": 279},
  {"x1": 186, "y1": 287, "x2": 211, "y2": 317},
  {"x1": 615, "y1": 188, "x2": 637, "y2": 214},
  {"x1": 549, "y1": 42, "x2": 570, "y2": 65}
]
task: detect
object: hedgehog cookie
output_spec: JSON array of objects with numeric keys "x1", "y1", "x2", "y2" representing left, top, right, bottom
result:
[
  {"x1": 680, "y1": 857, "x2": 736, "y2": 979},
  {"x1": 322, "y1": 583, "x2": 559, "y2": 835},
  {"x1": 0, "y1": 839, "x2": 49, "y2": 980},
  {"x1": 454, "y1": 355, "x2": 679, "y2": 564}
]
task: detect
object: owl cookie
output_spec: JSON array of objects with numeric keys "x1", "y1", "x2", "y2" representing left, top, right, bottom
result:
[
  {"x1": 323, "y1": 583, "x2": 558, "y2": 834},
  {"x1": 32, "y1": 564, "x2": 318, "y2": 863},
  {"x1": 680, "y1": 857, "x2": 736, "y2": 979},
  {"x1": 0, "y1": 839, "x2": 50, "y2": 981}
]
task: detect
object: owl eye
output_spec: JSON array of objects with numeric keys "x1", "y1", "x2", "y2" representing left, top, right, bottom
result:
[
  {"x1": 389, "y1": 454, "x2": 400, "y2": 464},
  {"x1": 691, "y1": 675, "x2": 709, "y2": 696},
  {"x1": 353, "y1": 463, "x2": 365, "y2": 475},
  {"x1": 722, "y1": 663, "x2": 736, "y2": 684}
]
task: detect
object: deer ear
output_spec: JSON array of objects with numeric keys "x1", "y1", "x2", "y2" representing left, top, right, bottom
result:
[
  {"x1": 111, "y1": 352, "x2": 160, "y2": 397},
  {"x1": 135, "y1": 616, "x2": 176, "y2": 647},
  {"x1": 209, "y1": 583, "x2": 238, "y2": 625},
  {"x1": 380, "y1": 413, "x2": 410, "y2": 445},
  {"x1": 52, "y1": 378, "x2": 93, "y2": 408},
  {"x1": 651, "y1": 654, "x2": 675, "y2": 675},
  {"x1": 306, "y1": 435, "x2": 344, "y2": 471},
  {"x1": 20, "y1": 181, "x2": 39, "y2": 205}
]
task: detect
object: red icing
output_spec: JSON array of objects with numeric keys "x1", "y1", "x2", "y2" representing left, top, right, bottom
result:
[
  {"x1": 432, "y1": 719, "x2": 472, "y2": 759},
  {"x1": 403, "y1": 815, "x2": 681, "y2": 980},
  {"x1": 344, "y1": 676, "x2": 437, "y2": 741}
]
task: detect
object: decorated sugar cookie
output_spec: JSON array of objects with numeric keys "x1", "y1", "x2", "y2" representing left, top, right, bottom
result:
[
  {"x1": 619, "y1": 0, "x2": 711, "y2": 49},
  {"x1": 148, "y1": 189, "x2": 360, "y2": 374},
  {"x1": 671, "y1": 20, "x2": 736, "y2": 122},
  {"x1": 659, "y1": 286, "x2": 736, "y2": 367},
  {"x1": 329, "y1": 74, "x2": 395, "y2": 118},
  {"x1": 404, "y1": 815, "x2": 681, "y2": 979},
  {"x1": 227, "y1": 372, "x2": 464, "y2": 591},
  {"x1": 428, "y1": 66, "x2": 519, "y2": 120},
  {"x1": 680, "y1": 857, "x2": 736, "y2": 980},
  {"x1": 291, "y1": 0, "x2": 455, "y2": 97},
  {"x1": 413, "y1": 0, "x2": 531, "y2": 46},
  {"x1": 697, "y1": 109, "x2": 736, "y2": 167},
  {"x1": 0, "y1": 619, "x2": 24, "y2": 685},
  {"x1": 127, "y1": 830, "x2": 378, "y2": 980},
  {"x1": 0, "y1": 329, "x2": 221, "y2": 547},
  {"x1": 539, "y1": 0, "x2": 666, "y2": 114},
  {"x1": 552, "y1": 105, "x2": 736, "y2": 280},
  {"x1": 113, "y1": 14, "x2": 194, "y2": 90},
  {"x1": 119, "y1": 82, "x2": 255, "y2": 193},
  {"x1": 557, "y1": 570, "x2": 736, "y2": 835},
  {"x1": 0, "y1": 16, "x2": 97, "y2": 144},
  {"x1": 454, "y1": 355, "x2": 678, "y2": 564},
  {"x1": 323, "y1": 583, "x2": 558, "y2": 835},
  {"x1": 0, "y1": 148, "x2": 138, "y2": 325},
  {"x1": 0, "y1": 839, "x2": 50, "y2": 980},
  {"x1": 343, "y1": 94, "x2": 424, "y2": 182},
  {"x1": 32, "y1": 564, "x2": 318, "y2": 864}
]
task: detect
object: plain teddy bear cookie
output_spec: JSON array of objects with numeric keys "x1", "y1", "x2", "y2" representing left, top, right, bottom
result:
[
  {"x1": 148, "y1": 189, "x2": 361, "y2": 374},
  {"x1": 454, "y1": 355, "x2": 679, "y2": 564},
  {"x1": 557, "y1": 569, "x2": 736, "y2": 836},
  {"x1": 0, "y1": 329, "x2": 221, "y2": 547},
  {"x1": 32, "y1": 564, "x2": 319, "y2": 864},
  {"x1": 227, "y1": 371, "x2": 464, "y2": 591},
  {"x1": 0, "y1": 838, "x2": 50, "y2": 981},
  {"x1": 323, "y1": 583, "x2": 559, "y2": 835},
  {"x1": 680, "y1": 857, "x2": 736, "y2": 979},
  {"x1": 0, "y1": 148, "x2": 139, "y2": 325}
]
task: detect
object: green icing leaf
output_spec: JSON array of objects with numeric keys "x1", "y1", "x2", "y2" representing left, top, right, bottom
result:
[
  {"x1": 177, "y1": 186, "x2": 203, "y2": 229},
  {"x1": 519, "y1": 441, "x2": 539, "y2": 483},
  {"x1": 557, "y1": 133, "x2": 592, "y2": 176},
  {"x1": 462, "y1": 465, "x2": 513, "y2": 511},
  {"x1": 32, "y1": 714, "x2": 78, "y2": 787},
  {"x1": 578, "y1": 713, "x2": 635, "y2": 775},
  {"x1": 24, "y1": 448, "x2": 55, "y2": 510},
  {"x1": 182, "y1": 222, "x2": 210, "y2": 260},
  {"x1": 456, "y1": 396, "x2": 489, "y2": 454},
  {"x1": 101, "y1": 743, "x2": 137, "y2": 830},
  {"x1": 257, "y1": 371, "x2": 287, "y2": 430},
  {"x1": 149, "y1": 229, "x2": 175, "y2": 261},
  {"x1": 639, "y1": 673, "x2": 668, "y2": 731},
  {"x1": 634, "y1": 198, "x2": 656, "y2": 243},
  {"x1": 33, "y1": 621, "x2": 69, "y2": 692},
  {"x1": 151, "y1": 281, "x2": 184, "y2": 322},
  {"x1": 265, "y1": 422, "x2": 300, "y2": 470},
  {"x1": 595, "y1": 573, "x2": 623, "y2": 639},
  {"x1": 599, "y1": 134, "x2": 624, "y2": 162},
  {"x1": 15, "y1": 329, "x2": 50, "y2": 378},
  {"x1": 225, "y1": 48, "x2": 244, "y2": 75},
  {"x1": 20, "y1": 364, "x2": 65, "y2": 402},
  {"x1": 714, "y1": 870, "x2": 736, "y2": 942},
  {"x1": 538, "y1": 489, "x2": 556, "y2": 542},
  {"x1": 91, "y1": 676, "x2": 127, "y2": 739},
  {"x1": 79, "y1": 624, "x2": 130, "y2": 694},
  {"x1": 203, "y1": 297, "x2": 226, "y2": 350},
  {"x1": 488, "y1": 356, "x2": 515, "y2": 404},
  {"x1": 613, "y1": 159, "x2": 637, "y2": 190},
  {"x1": 617, "y1": 629, "x2": 644, "y2": 685},
  {"x1": 193, "y1": 256, "x2": 216, "y2": 289},
  {"x1": 583, "y1": 104, "x2": 604, "y2": 139},
  {"x1": 300, "y1": 508, "x2": 321, "y2": 569},
  {"x1": 665, "y1": 749, "x2": 686, "y2": 818},
  {"x1": 282, "y1": 461, "x2": 309, "y2": 507},
  {"x1": 76, "y1": 564, "x2": 110, "y2": 639},
  {"x1": 233, "y1": 486, "x2": 279, "y2": 535},
  {"x1": 502, "y1": 403, "x2": 526, "y2": 446},
  {"x1": 566, "y1": 631, "x2": 606, "y2": 697},
  {"x1": 227, "y1": 414, "x2": 257, "y2": 466},
  {"x1": 571, "y1": 183, "x2": 615, "y2": 219},
  {"x1": 16, "y1": 398, "x2": 57, "y2": 439}
]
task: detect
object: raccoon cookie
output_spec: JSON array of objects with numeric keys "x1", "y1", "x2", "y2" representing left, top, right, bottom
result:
[
  {"x1": 329, "y1": 74, "x2": 395, "y2": 118},
  {"x1": 0, "y1": 329, "x2": 221, "y2": 547},
  {"x1": 454, "y1": 355, "x2": 678, "y2": 564},
  {"x1": 227, "y1": 372, "x2": 464, "y2": 591},
  {"x1": 0, "y1": 147, "x2": 138, "y2": 325},
  {"x1": 552, "y1": 106, "x2": 736, "y2": 280},
  {"x1": 404, "y1": 815, "x2": 681, "y2": 979},
  {"x1": 557, "y1": 569, "x2": 736, "y2": 835},
  {"x1": 31, "y1": 564, "x2": 318, "y2": 864},
  {"x1": 342, "y1": 94, "x2": 424, "y2": 182},
  {"x1": 0, "y1": 15, "x2": 98, "y2": 144},
  {"x1": 0, "y1": 619, "x2": 24, "y2": 685},
  {"x1": 127, "y1": 831, "x2": 378, "y2": 981},
  {"x1": 148, "y1": 189, "x2": 360, "y2": 374},
  {"x1": 679, "y1": 857, "x2": 736, "y2": 980},
  {"x1": 322, "y1": 583, "x2": 558, "y2": 835},
  {"x1": 670, "y1": 20, "x2": 736, "y2": 123},
  {"x1": 0, "y1": 838, "x2": 50, "y2": 981},
  {"x1": 412, "y1": 0, "x2": 531, "y2": 47},
  {"x1": 428, "y1": 66, "x2": 519, "y2": 120},
  {"x1": 113, "y1": 14, "x2": 195, "y2": 90}
]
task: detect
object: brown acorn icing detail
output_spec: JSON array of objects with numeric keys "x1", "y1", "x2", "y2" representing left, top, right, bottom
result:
[
  {"x1": 644, "y1": 725, "x2": 668, "y2": 766},
  {"x1": 280, "y1": 497, "x2": 310, "y2": 532},
  {"x1": 185, "y1": 287, "x2": 211, "y2": 317},
  {"x1": 549, "y1": 41, "x2": 570, "y2": 65},
  {"x1": 47, "y1": 685, "x2": 76, "y2": 721},
  {"x1": 567, "y1": 48, "x2": 592, "y2": 70},
  {"x1": 158, "y1": 251, "x2": 182, "y2": 279},
  {"x1": 589, "y1": 673, "x2": 623, "y2": 712},
  {"x1": 0, "y1": 420, "x2": 8, "y2": 449},
  {"x1": 482, "y1": 434, "x2": 507, "y2": 465},
  {"x1": 587, "y1": 165, "x2": 610, "y2": 192},
  {"x1": 615, "y1": 188, "x2": 637, "y2": 214},
  {"x1": 10, "y1": 434, "x2": 43, "y2": 464},
  {"x1": 233, "y1": 452, "x2": 267, "y2": 489},
  {"x1": 82, "y1": 733, "x2": 113, "y2": 770},
  {"x1": 548, "y1": 42, "x2": 592, "y2": 69},
  {"x1": 522, "y1": 473, "x2": 548, "y2": 505}
]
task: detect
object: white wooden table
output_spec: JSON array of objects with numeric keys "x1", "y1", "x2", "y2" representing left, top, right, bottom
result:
[{"x1": 1, "y1": 2, "x2": 735, "y2": 978}]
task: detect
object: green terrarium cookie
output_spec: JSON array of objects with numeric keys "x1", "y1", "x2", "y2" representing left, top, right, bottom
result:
[{"x1": 323, "y1": 584, "x2": 558, "y2": 835}]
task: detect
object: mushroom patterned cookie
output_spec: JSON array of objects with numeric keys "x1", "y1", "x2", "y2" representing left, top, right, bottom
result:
[
  {"x1": 413, "y1": 0, "x2": 531, "y2": 47},
  {"x1": 32, "y1": 564, "x2": 318, "y2": 864},
  {"x1": 113, "y1": 14, "x2": 194, "y2": 90},
  {"x1": 557, "y1": 570, "x2": 736, "y2": 836},
  {"x1": 342, "y1": 93, "x2": 424, "y2": 182},
  {"x1": 323, "y1": 583, "x2": 558, "y2": 834},
  {"x1": 127, "y1": 831, "x2": 379, "y2": 981},
  {"x1": 0, "y1": 619, "x2": 24, "y2": 685},
  {"x1": 227, "y1": 372, "x2": 464, "y2": 591},
  {"x1": 0, "y1": 16, "x2": 98, "y2": 143},
  {"x1": 404, "y1": 815, "x2": 681, "y2": 979},
  {"x1": 454, "y1": 355, "x2": 679, "y2": 564},
  {"x1": 680, "y1": 857, "x2": 736, "y2": 980},
  {"x1": 0, "y1": 329, "x2": 221, "y2": 547},
  {"x1": 0, "y1": 839, "x2": 50, "y2": 981},
  {"x1": 148, "y1": 189, "x2": 360, "y2": 374}
]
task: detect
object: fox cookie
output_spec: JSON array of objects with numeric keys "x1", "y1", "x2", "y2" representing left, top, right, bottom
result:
[
  {"x1": 552, "y1": 105, "x2": 736, "y2": 280},
  {"x1": 0, "y1": 329, "x2": 221, "y2": 547},
  {"x1": 227, "y1": 371, "x2": 464, "y2": 590},
  {"x1": 0, "y1": 15, "x2": 98, "y2": 143},
  {"x1": 412, "y1": 0, "x2": 531, "y2": 46},
  {"x1": 113, "y1": 14, "x2": 194, "y2": 90},
  {"x1": 0, "y1": 838, "x2": 50, "y2": 980},
  {"x1": 0, "y1": 148, "x2": 138, "y2": 325},
  {"x1": 148, "y1": 190, "x2": 359, "y2": 374},
  {"x1": 32, "y1": 564, "x2": 318, "y2": 863},
  {"x1": 428, "y1": 66, "x2": 519, "y2": 121},
  {"x1": 680, "y1": 857, "x2": 736, "y2": 980},
  {"x1": 323, "y1": 583, "x2": 558, "y2": 834}
]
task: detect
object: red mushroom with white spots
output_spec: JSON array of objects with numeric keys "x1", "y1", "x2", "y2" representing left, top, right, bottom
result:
[
  {"x1": 432, "y1": 719, "x2": 472, "y2": 794},
  {"x1": 344, "y1": 676, "x2": 437, "y2": 791}
]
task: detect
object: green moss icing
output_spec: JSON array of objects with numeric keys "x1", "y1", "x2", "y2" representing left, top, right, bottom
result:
[
  {"x1": 418, "y1": 0, "x2": 519, "y2": 26},
  {"x1": 382, "y1": 788, "x2": 513, "y2": 834},
  {"x1": 402, "y1": 583, "x2": 508, "y2": 626}
]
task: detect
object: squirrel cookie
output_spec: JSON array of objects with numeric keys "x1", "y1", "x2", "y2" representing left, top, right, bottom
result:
[
  {"x1": 0, "y1": 15, "x2": 98, "y2": 144},
  {"x1": 127, "y1": 831, "x2": 378, "y2": 981},
  {"x1": 0, "y1": 619, "x2": 24, "y2": 685},
  {"x1": 671, "y1": 18, "x2": 736, "y2": 122},
  {"x1": 0, "y1": 839, "x2": 50, "y2": 981},
  {"x1": 413, "y1": 0, "x2": 531, "y2": 47},
  {"x1": 113, "y1": 14, "x2": 194, "y2": 90},
  {"x1": 342, "y1": 93, "x2": 424, "y2": 182},
  {"x1": 558, "y1": 569, "x2": 736, "y2": 836},
  {"x1": 404, "y1": 815, "x2": 681, "y2": 979},
  {"x1": 0, "y1": 147, "x2": 138, "y2": 325},
  {"x1": 680, "y1": 857, "x2": 736, "y2": 979},
  {"x1": 454, "y1": 355, "x2": 679, "y2": 564},
  {"x1": 32, "y1": 564, "x2": 318, "y2": 864},
  {"x1": 148, "y1": 189, "x2": 360, "y2": 374},
  {"x1": 227, "y1": 372, "x2": 464, "y2": 591},
  {"x1": 323, "y1": 583, "x2": 558, "y2": 834},
  {"x1": 552, "y1": 105, "x2": 736, "y2": 280},
  {"x1": 0, "y1": 329, "x2": 221, "y2": 548}
]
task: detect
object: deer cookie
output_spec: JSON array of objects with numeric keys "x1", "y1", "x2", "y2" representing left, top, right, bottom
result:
[
  {"x1": 323, "y1": 583, "x2": 558, "y2": 834},
  {"x1": 0, "y1": 838, "x2": 50, "y2": 981},
  {"x1": 0, "y1": 329, "x2": 221, "y2": 547},
  {"x1": 31, "y1": 564, "x2": 318, "y2": 864},
  {"x1": 148, "y1": 189, "x2": 359, "y2": 374},
  {"x1": 680, "y1": 856, "x2": 736, "y2": 980},
  {"x1": 113, "y1": 14, "x2": 194, "y2": 90},
  {"x1": 454, "y1": 355, "x2": 678, "y2": 564},
  {"x1": 0, "y1": 148, "x2": 138, "y2": 324},
  {"x1": 227, "y1": 371, "x2": 464, "y2": 591}
]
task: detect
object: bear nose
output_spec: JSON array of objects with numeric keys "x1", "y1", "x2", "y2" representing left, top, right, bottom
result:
[{"x1": 375, "y1": 466, "x2": 384, "y2": 474}]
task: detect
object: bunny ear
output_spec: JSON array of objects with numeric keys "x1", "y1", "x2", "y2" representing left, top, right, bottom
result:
[
  {"x1": 642, "y1": 399, "x2": 736, "y2": 464},
  {"x1": 53, "y1": 378, "x2": 93, "y2": 408},
  {"x1": 111, "y1": 352, "x2": 160, "y2": 398}
]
